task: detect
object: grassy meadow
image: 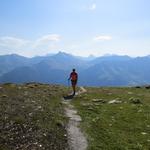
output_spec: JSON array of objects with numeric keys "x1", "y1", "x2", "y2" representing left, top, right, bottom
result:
[
  {"x1": 1, "y1": 83, "x2": 150, "y2": 150},
  {"x1": 0, "y1": 83, "x2": 68, "y2": 150},
  {"x1": 72, "y1": 87, "x2": 150, "y2": 150}
]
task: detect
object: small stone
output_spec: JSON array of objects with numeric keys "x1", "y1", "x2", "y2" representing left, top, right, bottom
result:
[
  {"x1": 39, "y1": 144, "x2": 42, "y2": 147},
  {"x1": 141, "y1": 132, "x2": 147, "y2": 135},
  {"x1": 129, "y1": 97, "x2": 142, "y2": 104},
  {"x1": 1, "y1": 94, "x2": 8, "y2": 98},
  {"x1": 92, "y1": 118, "x2": 96, "y2": 122},
  {"x1": 37, "y1": 106, "x2": 42, "y2": 109},
  {"x1": 29, "y1": 113, "x2": 33, "y2": 116},
  {"x1": 138, "y1": 109, "x2": 142, "y2": 113},
  {"x1": 34, "y1": 142, "x2": 38, "y2": 145},
  {"x1": 81, "y1": 103, "x2": 92, "y2": 107},
  {"x1": 87, "y1": 107, "x2": 94, "y2": 111},
  {"x1": 119, "y1": 107, "x2": 123, "y2": 109},
  {"x1": 92, "y1": 99, "x2": 106, "y2": 103},
  {"x1": 43, "y1": 133, "x2": 47, "y2": 136},
  {"x1": 145, "y1": 85, "x2": 150, "y2": 89},
  {"x1": 108, "y1": 99, "x2": 122, "y2": 104},
  {"x1": 147, "y1": 139, "x2": 150, "y2": 142},
  {"x1": 127, "y1": 92, "x2": 133, "y2": 94},
  {"x1": 135, "y1": 86, "x2": 141, "y2": 88}
]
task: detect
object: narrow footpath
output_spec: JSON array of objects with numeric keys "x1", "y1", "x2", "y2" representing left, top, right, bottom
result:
[{"x1": 62, "y1": 87, "x2": 87, "y2": 150}]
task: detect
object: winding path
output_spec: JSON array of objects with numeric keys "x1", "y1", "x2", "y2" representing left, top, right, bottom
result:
[{"x1": 62, "y1": 87, "x2": 87, "y2": 150}]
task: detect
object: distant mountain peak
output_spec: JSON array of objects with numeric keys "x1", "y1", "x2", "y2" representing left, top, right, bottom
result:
[
  {"x1": 55, "y1": 51, "x2": 74, "y2": 58},
  {"x1": 88, "y1": 54, "x2": 95, "y2": 58}
]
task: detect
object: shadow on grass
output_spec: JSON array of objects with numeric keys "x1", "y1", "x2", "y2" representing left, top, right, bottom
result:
[{"x1": 63, "y1": 94, "x2": 74, "y2": 100}]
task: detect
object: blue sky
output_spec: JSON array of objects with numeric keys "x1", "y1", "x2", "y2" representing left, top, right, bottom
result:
[{"x1": 0, "y1": 0, "x2": 150, "y2": 57}]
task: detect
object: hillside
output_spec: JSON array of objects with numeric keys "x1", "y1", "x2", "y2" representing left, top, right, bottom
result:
[
  {"x1": 0, "y1": 83, "x2": 150, "y2": 150},
  {"x1": 0, "y1": 83, "x2": 69, "y2": 150}
]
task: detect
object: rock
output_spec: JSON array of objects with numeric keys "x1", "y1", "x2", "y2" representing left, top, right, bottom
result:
[
  {"x1": 1, "y1": 94, "x2": 8, "y2": 98},
  {"x1": 92, "y1": 99, "x2": 106, "y2": 103},
  {"x1": 147, "y1": 139, "x2": 150, "y2": 142},
  {"x1": 108, "y1": 99, "x2": 122, "y2": 104},
  {"x1": 81, "y1": 103, "x2": 92, "y2": 107},
  {"x1": 138, "y1": 109, "x2": 142, "y2": 113},
  {"x1": 141, "y1": 132, "x2": 147, "y2": 135},
  {"x1": 87, "y1": 107, "x2": 94, "y2": 111},
  {"x1": 28, "y1": 85, "x2": 35, "y2": 88},
  {"x1": 145, "y1": 85, "x2": 150, "y2": 89},
  {"x1": 129, "y1": 97, "x2": 142, "y2": 104},
  {"x1": 135, "y1": 86, "x2": 141, "y2": 88},
  {"x1": 28, "y1": 113, "x2": 33, "y2": 117},
  {"x1": 127, "y1": 92, "x2": 133, "y2": 95}
]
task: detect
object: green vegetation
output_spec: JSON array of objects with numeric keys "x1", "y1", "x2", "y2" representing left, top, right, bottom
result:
[
  {"x1": 72, "y1": 87, "x2": 150, "y2": 150},
  {"x1": 0, "y1": 83, "x2": 68, "y2": 150},
  {"x1": 1, "y1": 83, "x2": 150, "y2": 150}
]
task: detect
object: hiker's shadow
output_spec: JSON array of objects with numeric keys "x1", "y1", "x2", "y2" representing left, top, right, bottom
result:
[{"x1": 63, "y1": 94, "x2": 74, "y2": 100}]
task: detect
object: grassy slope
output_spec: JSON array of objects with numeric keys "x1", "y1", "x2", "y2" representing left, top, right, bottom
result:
[
  {"x1": 72, "y1": 87, "x2": 150, "y2": 150},
  {"x1": 0, "y1": 83, "x2": 68, "y2": 150}
]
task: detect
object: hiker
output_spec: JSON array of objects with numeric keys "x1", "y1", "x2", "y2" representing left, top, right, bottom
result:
[{"x1": 68, "y1": 69, "x2": 78, "y2": 96}]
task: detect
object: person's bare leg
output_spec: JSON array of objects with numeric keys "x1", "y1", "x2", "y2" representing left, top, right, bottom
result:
[{"x1": 72, "y1": 85, "x2": 75, "y2": 95}]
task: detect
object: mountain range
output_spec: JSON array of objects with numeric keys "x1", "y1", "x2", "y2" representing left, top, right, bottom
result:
[{"x1": 0, "y1": 52, "x2": 150, "y2": 86}]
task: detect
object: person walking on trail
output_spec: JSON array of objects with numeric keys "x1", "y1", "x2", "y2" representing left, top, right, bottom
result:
[{"x1": 68, "y1": 69, "x2": 78, "y2": 96}]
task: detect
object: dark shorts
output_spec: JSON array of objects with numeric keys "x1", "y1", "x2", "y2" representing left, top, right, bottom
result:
[{"x1": 71, "y1": 80, "x2": 77, "y2": 86}]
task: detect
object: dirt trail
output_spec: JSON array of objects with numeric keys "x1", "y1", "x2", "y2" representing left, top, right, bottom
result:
[{"x1": 62, "y1": 87, "x2": 87, "y2": 150}]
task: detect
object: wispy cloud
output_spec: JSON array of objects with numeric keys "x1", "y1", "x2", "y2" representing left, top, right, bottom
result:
[
  {"x1": 0, "y1": 34, "x2": 61, "y2": 49},
  {"x1": 33, "y1": 34, "x2": 61, "y2": 48},
  {"x1": 37, "y1": 34, "x2": 61, "y2": 43},
  {"x1": 0, "y1": 36, "x2": 29, "y2": 49},
  {"x1": 94, "y1": 35, "x2": 112, "y2": 41},
  {"x1": 89, "y1": 3, "x2": 96, "y2": 10}
]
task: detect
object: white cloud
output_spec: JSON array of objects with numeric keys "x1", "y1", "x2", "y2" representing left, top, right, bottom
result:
[
  {"x1": 89, "y1": 3, "x2": 96, "y2": 10},
  {"x1": 94, "y1": 35, "x2": 112, "y2": 41},
  {"x1": 33, "y1": 34, "x2": 61, "y2": 48},
  {"x1": 0, "y1": 36, "x2": 29, "y2": 49},
  {"x1": 37, "y1": 34, "x2": 61, "y2": 42},
  {"x1": 0, "y1": 34, "x2": 62, "y2": 57}
]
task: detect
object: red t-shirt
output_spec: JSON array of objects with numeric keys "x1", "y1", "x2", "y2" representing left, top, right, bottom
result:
[{"x1": 70, "y1": 72, "x2": 78, "y2": 81}]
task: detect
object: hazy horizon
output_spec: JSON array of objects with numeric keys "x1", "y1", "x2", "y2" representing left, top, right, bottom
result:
[
  {"x1": 0, "y1": 51, "x2": 149, "y2": 59},
  {"x1": 0, "y1": 0, "x2": 150, "y2": 57}
]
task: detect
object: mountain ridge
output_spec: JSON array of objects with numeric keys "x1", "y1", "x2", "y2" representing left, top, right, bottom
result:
[{"x1": 0, "y1": 52, "x2": 150, "y2": 86}]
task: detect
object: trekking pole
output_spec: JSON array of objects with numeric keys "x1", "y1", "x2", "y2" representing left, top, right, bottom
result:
[
  {"x1": 68, "y1": 79, "x2": 70, "y2": 87},
  {"x1": 67, "y1": 79, "x2": 70, "y2": 94}
]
